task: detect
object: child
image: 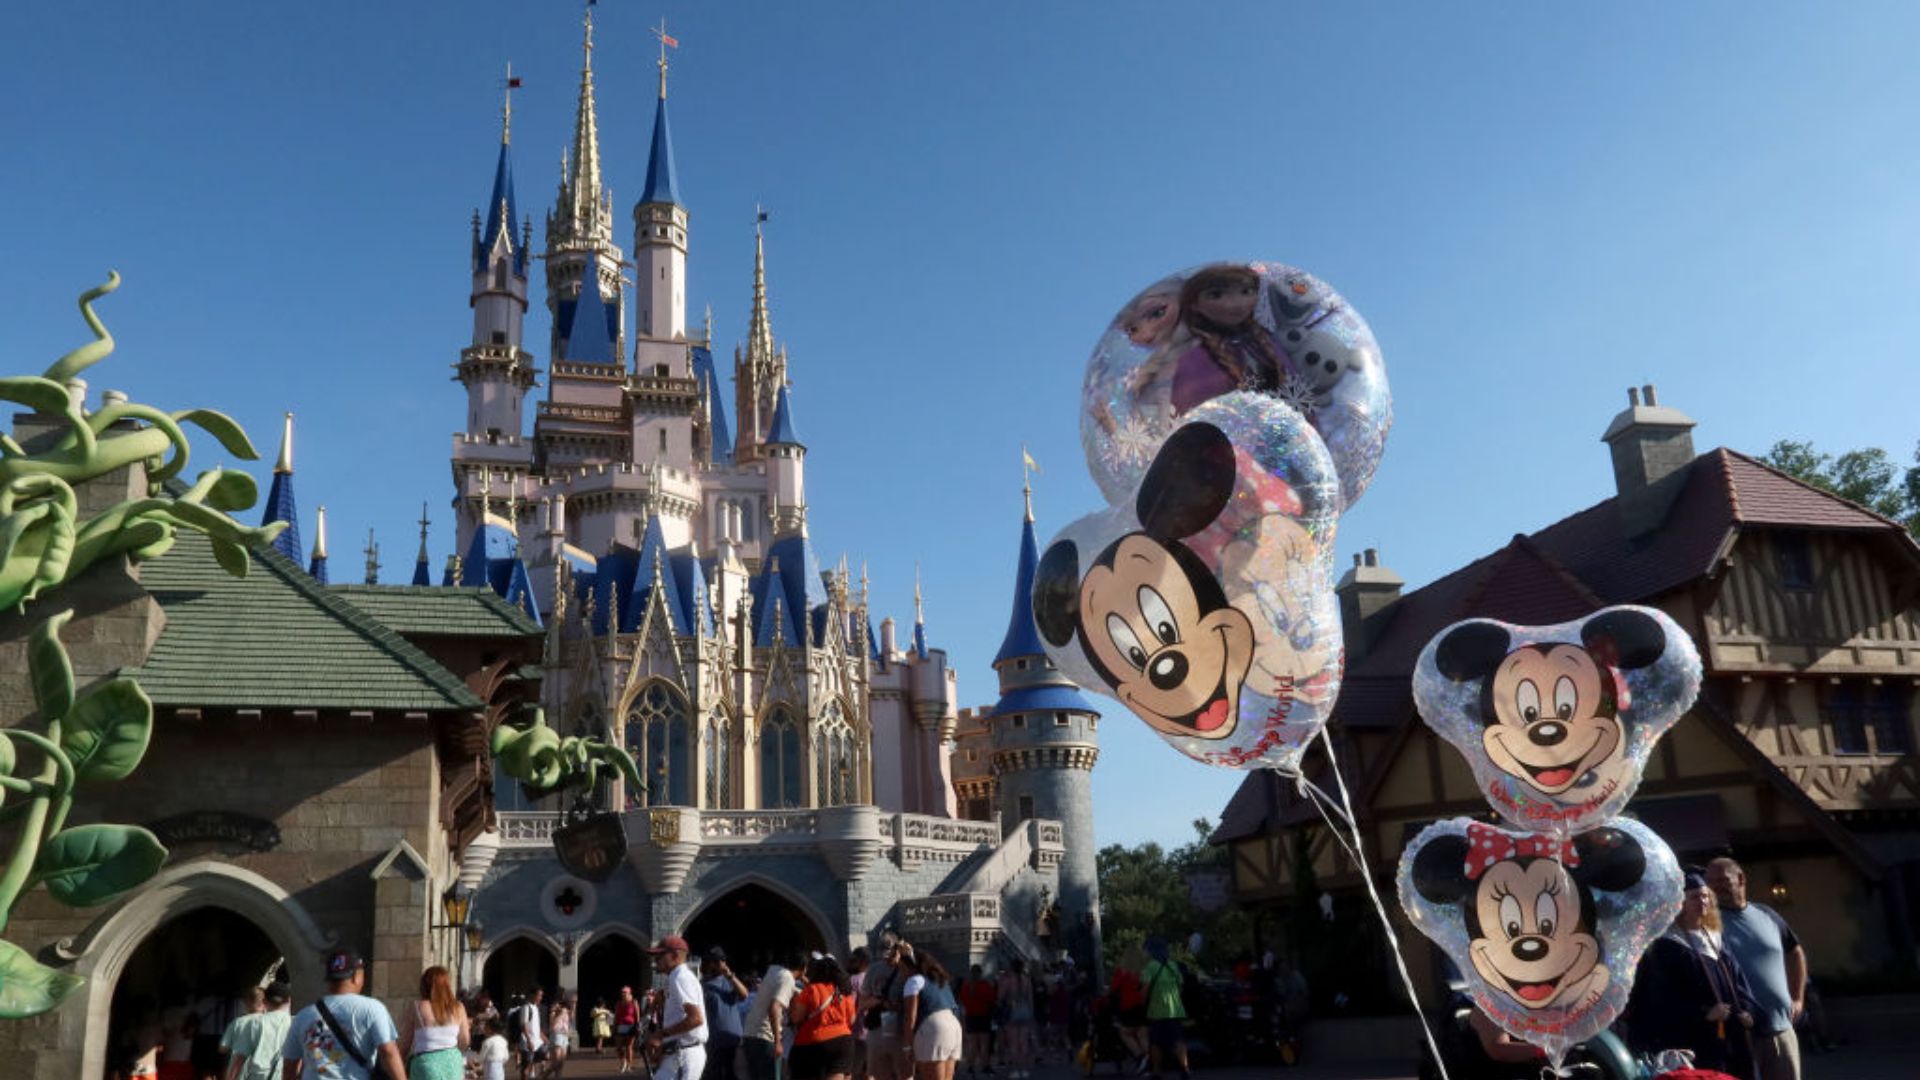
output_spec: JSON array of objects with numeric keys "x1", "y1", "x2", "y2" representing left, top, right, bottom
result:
[
  {"x1": 591, "y1": 999, "x2": 612, "y2": 1056},
  {"x1": 480, "y1": 1018, "x2": 511, "y2": 1080}
]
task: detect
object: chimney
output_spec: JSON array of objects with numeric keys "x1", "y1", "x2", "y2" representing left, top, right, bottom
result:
[
  {"x1": 880, "y1": 616, "x2": 898, "y2": 656},
  {"x1": 1336, "y1": 547, "x2": 1403, "y2": 663},
  {"x1": 1600, "y1": 384, "x2": 1697, "y2": 537}
]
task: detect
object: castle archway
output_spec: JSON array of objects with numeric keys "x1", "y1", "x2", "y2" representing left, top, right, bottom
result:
[
  {"x1": 481, "y1": 934, "x2": 560, "y2": 1006},
  {"x1": 576, "y1": 930, "x2": 646, "y2": 1013},
  {"x1": 679, "y1": 880, "x2": 833, "y2": 973}
]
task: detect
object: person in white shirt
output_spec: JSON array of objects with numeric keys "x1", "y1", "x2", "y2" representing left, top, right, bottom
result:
[
  {"x1": 646, "y1": 936, "x2": 708, "y2": 1080},
  {"x1": 515, "y1": 989, "x2": 547, "y2": 1080},
  {"x1": 480, "y1": 1019, "x2": 512, "y2": 1080}
]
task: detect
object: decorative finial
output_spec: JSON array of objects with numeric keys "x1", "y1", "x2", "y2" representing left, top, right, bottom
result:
[
  {"x1": 312, "y1": 505, "x2": 329, "y2": 560},
  {"x1": 704, "y1": 304, "x2": 713, "y2": 344},
  {"x1": 1021, "y1": 444, "x2": 1040, "y2": 523},
  {"x1": 748, "y1": 206, "x2": 774, "y2": 364},
  {"x1": 652, "y1": 19, "x2": 678, "y2": 100},
  {"x1": 275, "y1": 412, "x2": 294, "y2": 474},
  {"x1": 914, "y1": 564, "x2": 925, "y2": 624},
  {"x1": 363, "y1": 528, "x2": 381, "y2": 586},
  {"x1": 502, "y1": 62, "x2": 521, "y2": 144},
  {"x1": 417, "y1": 501, "x2": 431, "y2": 562}
]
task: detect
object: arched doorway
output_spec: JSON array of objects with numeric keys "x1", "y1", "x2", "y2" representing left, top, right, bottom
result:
[
  {"x1": 106, "y1": 907, "x2": 282, "y2": 1078},
  {"x1": 482, "y1": 936, "x2": 560, "y2": 1007},
  {"x1": 681, "y1": 882, "x2": 832, "y2": 973},
  {"x1": 576, "y1": 932, "x2": 645, "y2": 1013}
]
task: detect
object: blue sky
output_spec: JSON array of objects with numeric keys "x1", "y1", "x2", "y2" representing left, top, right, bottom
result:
[{"x1": 6, "y1": 3, "x2": 1919, "y2": 850}]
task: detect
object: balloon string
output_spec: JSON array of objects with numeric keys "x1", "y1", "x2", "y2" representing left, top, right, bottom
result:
[
  {"x1": 1313, "y1": 727, "x2": 1453, "y2": 1080},
  {"x1": 1294, "y1": 775, "x2": 1364, "y2": 869}
]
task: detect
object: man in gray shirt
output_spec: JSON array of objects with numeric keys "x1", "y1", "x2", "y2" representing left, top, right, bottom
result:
[{"x1": 1707, "y1": 857, "x2": 1805, "y2": 1080}]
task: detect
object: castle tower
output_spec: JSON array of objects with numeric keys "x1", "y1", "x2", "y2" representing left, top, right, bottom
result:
[
  {"x1": 632, "y1": 35, "x2": 687, "y2": 346},
  {"x1": 544, "y1": 9, "x2": 625, "y2": 367},
  {"x1": 763, "y1": 384, "x2": 806, "y2": 537},
  {"x1": 987, "y1": 481, "x2": 1102, "y2": 968},
  {"x1": 733, "y1": 218, "x2": 788, "y2": 460},
  {"x1": 458, "y1": 71, "x2": 535, "y2": 441},
  {"x1": 261, "y1": 412, "x2": 302, "y2": 562}
]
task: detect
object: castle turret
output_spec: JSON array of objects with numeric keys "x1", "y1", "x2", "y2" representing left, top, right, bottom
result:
[
  {"x1": 543, "y1": 8, "x2": 624, "y2": 368},
  {"x1": 308, "y1": 504, "x2": 330, "y2": 584},
  {"x1": 733, "y1": 218, "x2": 788, "y2": 460},
  {"x1": 262, "y1": 412, "x2": 302, "y2": 562},
  {"x1": 459, "y1": 71, "x2": 536, "y2": 442},
  {"x1": 632, "y1": 38, "x2": 686, "y2": 344},
  {"x1": 764, "y1": 385, "x2": 806, "y2": 537},
  {"x1": 988, "y1": 482, "x2": 1102, "y2": 969}
]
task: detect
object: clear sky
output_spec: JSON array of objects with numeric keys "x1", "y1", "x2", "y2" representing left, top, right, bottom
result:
[{"x1": 6, "y1": 3, "x2": 1919, "y2": 850}]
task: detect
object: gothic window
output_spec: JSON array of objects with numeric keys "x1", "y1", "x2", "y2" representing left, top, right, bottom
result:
[
  {"x1": 625, "y1": 682, "x2": 692, "y2": 807},
  {"x1": 761, "y1": 707, "x2": 802, "y2": 809},
  {"x1": 705, "y1": 709, "x2": 731, "y2": 808},
  {"x1": 813, "y1": 700, "x2": 858, "y2": 807},
  {"x1": 493, "y1": 263, "x2": 507, "y2": 289},
  {"x1": 740, "y1": 504, "x2": 756, "y2": 542}
]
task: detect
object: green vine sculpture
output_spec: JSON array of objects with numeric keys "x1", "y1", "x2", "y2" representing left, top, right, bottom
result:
[
  {"x1": 0, "y1": 274, "x2": 286, "y2": 1018},
  {"x1": 491, "y1": 706, "x2": 644, "y2": 800},
  {"x1": 0, "y1": 273, "x2": 285, "y2": 611}
]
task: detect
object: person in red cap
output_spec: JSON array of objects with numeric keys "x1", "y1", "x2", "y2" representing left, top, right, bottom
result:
[{"x1": 647, "y1": 936, "x2": 708, "y2": 1080}]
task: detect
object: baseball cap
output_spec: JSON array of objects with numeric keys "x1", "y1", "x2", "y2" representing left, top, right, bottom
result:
[
  {"x1": 646, "y1": 935, "x2": 690, "y2": 954},
  {"x1": 265, "y1": 981, "x2": 292, "y2": 1006},
  {"x1": 324, "y1": 951, "x2": 366, "y2": 980}
]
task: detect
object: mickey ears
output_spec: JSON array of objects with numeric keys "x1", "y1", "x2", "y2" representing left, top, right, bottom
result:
[
  {"x1": 1034, "y1": 540, "x2": 1081, "y2": 647},
  {"x1": 1433, "y1": 620, "x2": 1512, "y2": 683},
  {"x1": 1580, "y1": 609, "x2": 1667, "y2": 670},
  {"x1": 1137, "y1": 422, "x2": 1236, "y2": 541}
]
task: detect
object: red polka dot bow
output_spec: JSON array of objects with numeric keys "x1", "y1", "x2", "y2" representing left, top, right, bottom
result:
[{"x1": 1463, "y1": 823, "x2": 1579, "y2": 880}]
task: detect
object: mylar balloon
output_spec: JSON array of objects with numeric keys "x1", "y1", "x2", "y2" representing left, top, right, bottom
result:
[
  {"x1": 1397, "y1": 817, "x2": 1682, "y2": 1064},
  {"x1": 1033, "y1": 397, "x2": 1342, "y2": 773},
  {"x1": 1081, "y1": 261, "x2": 1391, "y2": 512},
  {"x1": 1413, "y1": 607, "x2": 1702, "y2": 834}
]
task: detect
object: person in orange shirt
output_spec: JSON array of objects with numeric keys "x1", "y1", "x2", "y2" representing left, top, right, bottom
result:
[{"x1": 788, "y1": 956, "x2": 858, "y2": 1080}]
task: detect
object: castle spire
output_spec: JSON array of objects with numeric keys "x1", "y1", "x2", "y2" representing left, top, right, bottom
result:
[
  {"x1": 555, "y1": 7, "x2": 609, "y2": 245},
  {"x1": 639, "y1": 22, "x2": 681, "y2": 208},
  {"x1": 478, "y1": 65, "x2": 525, "y2": 276},
  {"x1": 748, "y1": 208, "x2": 774, "y2": 364},
  {"x1": 412, "y1": 502, "x2": 432, "y2": 586},
  {"x1": 262, "y1": 412, "x2": 303, "y2": 563},
  {"x1": 912, "y1": 566, "x2": 929, "y2": 658},
  {"x1": 308, "y1": 505, "x2": 330, "y2": 584},
  {"x1": 994, "y1": 477, "x2": 1050, "y2": 666},
  {"x1": 363, "y1": 528, "x2": 381, "y2": 586}
]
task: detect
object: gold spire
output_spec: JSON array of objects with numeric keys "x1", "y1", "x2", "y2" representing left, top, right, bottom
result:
[
  {"x1": 501, "y1": 61, "x2": 516, "y2": 145},
  {"x1": 747, "y1": 207, "x2": 774, "y2": 363},
  {"x1": 558, "y1": 7, "x2": 607, "y2": 243},
  {"x1": 313, "y1": 505, "x2": 329, "y2": 560},
  {"x1": 914, "y1": 564, "x2": 925, "y2": 624},
  {"x1": 274, "y1": 412, "x2": 294, "y2": 474}
]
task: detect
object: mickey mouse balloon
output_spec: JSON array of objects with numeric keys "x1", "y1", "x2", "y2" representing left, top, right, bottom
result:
[
  {"x1": 1035, "y1": 397, "x2": 1343, "y2": 773},
  {"x1": 1081, "y1": 261, "x2": 1391, "y2": 512},
  {"x1": 1414, "y1": 607, "x2": 1702, "y2": 834},
  {"x1": 1397, "y1": 817, "x2": 1682, "y2": 1065}
]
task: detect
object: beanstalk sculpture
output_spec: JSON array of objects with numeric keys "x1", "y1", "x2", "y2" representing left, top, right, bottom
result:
[{"x1": 0, "y1": 274, "x2": 286, "y2": 1017}]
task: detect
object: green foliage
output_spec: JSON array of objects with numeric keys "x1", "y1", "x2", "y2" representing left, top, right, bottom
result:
[
  {"x1": 492, "y1": 706, "x2": 644, "y2": 799},
  {"x1": 0, "y1": 274, "x2": 285, "y2": 1018},
  {"x1": 0, "y1": 939, "x2": 85, "y2": 1019},
  {"x1": 1762, "y1": 438, "x2": 1920, "y2": 535},
  {"x1": 1097, "y1": 818, "x2": 1255, "y2": 973}
]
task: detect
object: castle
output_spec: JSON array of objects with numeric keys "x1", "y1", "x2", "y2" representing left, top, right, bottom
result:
[{"x1": 407, "y1": 12, "x2": 1102, "y2": 997}]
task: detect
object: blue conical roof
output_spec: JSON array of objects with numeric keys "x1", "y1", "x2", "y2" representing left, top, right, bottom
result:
[
  {"x1": 564, "y1": 278, "x2": 616, "y2": 363},
  {"x1": 262, "y1": 472, "x2": 301, "y2": 563},
  {"x1": 478, "y1": 139, "x2": 526, "y2": 276},
  {"x1": 308, "y1": 552, "x2": 329, "y2": 585},
  {"x1": 692, "y1": 345, "x2": 733, "y2": 464},
  {"x1": 750, "y1": 532, "x2": 829, "y2": 647},
  {"x1": 640, "y1": 95, "x2": 680, "y2": 206},
  {"x1": 994, "y1": 514, "x2": 1048, "y2": 665},
  {"x1": 411, "y1": 554, "x2": 431, "y2": 587},
  {"x1": 767, "y1": 384, "x2": 802, "y2": 447}
]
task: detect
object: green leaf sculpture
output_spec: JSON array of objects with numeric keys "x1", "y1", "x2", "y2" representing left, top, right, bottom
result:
[
  {"x1": 492, "y1": 706, "x2": 645, "y2": 800},
  {"x1": 0, "y1": 275, "x2": 288, "y2": 1017}
]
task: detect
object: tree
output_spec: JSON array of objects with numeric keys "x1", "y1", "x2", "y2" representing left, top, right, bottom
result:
[
  {"x1": 1761, "y1": 439, "x2": 1920, "y2": 536},
  {"x1": 1097, "y1": 818, "x2": 1255, "y2": 973}
]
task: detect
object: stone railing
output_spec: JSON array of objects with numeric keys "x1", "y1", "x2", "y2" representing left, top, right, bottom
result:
[
  {"x1": 699, "y1": 810, "x2": 819, "y2": 842},
  {"x1": 497, "y1": 811, "x2": 562, "y2": 847},
  {"x1": 894, "y1": 891, "x2": 1006, "y2": 941}
]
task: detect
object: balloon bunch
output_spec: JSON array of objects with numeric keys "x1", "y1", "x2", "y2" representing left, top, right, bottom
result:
[
  {"x1": 1034, "y1": 261, "x2": 1391, "y2": 774},
  {"x1": 1397, "y1": 607, "x2": 1701, "y2": 1067}
]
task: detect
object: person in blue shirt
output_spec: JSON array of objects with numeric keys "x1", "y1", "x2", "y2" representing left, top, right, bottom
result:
[
  {"x1": 281, "y1": 951, "x2": 406, "y2": 1080},
  {"x1": 702, "y1": 947, "x2": 749, "y2": 1080},
  {"x1": 1708, "y1": 857, "x2": 1806, "y2": 1080}
]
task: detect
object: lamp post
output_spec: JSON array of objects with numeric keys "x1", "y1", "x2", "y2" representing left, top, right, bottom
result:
[{"x1": 432, "y1": 884, "x2": 478, "y2": 991}]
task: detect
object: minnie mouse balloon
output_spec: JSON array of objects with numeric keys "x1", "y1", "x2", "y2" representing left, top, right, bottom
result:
[
  {"x1": 1081, "y1": 261, "x2": 1391, "y2": 512},
  {"x1": 1034, "y1": 396, "x2": 1343, "y2": 773},
  {"x1": 1414, "y1": 607, "x2": 1702, "y2": 834},
  {"x1": 1397, "y1": 817, "x2": 1682, "y2": 1065}
]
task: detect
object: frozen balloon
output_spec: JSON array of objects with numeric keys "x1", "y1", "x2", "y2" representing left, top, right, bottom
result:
[
  {"x1": 1414, "y1": 607, "x2": 1702, "y2": 834},
  {"x1": 1397, "y1": 817, "x2": 1682, "y2": 1064},
  {"x1": 1081, "y1": 261, "x2": 1391, "y2": 512},
  {"x1": 1034, "y1": 398, "x2": 1343, "y2": 773}
]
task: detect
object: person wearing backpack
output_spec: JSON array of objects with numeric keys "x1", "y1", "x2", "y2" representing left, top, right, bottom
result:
[
  {"x1": 281, "y1": 951, "x2": 407, "y2": 1080},
  {"x1": 1138, "y1": 939, "x2": 1188, "y2": 1080}
]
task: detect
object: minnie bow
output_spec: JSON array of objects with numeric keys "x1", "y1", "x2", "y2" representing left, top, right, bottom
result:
[{"x1": 1463, "y1": 822, "x2": 1579, "y2": 880}]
